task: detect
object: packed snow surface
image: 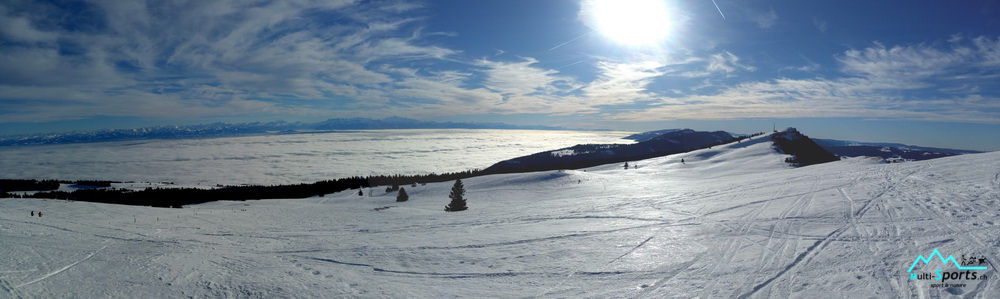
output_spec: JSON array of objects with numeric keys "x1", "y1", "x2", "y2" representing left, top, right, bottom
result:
[{"x1": 2, "y1": 138, "x2": 999, "y2": 297}]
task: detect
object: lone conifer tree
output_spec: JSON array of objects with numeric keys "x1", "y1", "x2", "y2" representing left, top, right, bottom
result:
[
  {"x1": 358, "y1": 189, "x2": 364, "y2": 196},
  {"x1": 445, "y1": 179, "x2": 467, "y2": 212},
  {"x1": 396, "y1": 187, "x2": 409, "y2": 202}
]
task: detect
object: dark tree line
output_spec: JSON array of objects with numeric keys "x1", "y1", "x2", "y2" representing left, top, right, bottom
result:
[
  {"x1": 5, "y1": 169, "x2": 488, "y2": 208},
  {"x1": 0, "y1": 179, "x2": 115, "y2": 192},
  {"x1": 0, "y1": 179, "x2": 60, "y2": 192},
  {"x1": 771, "y1": 129, "x2": 839, "y2": 166}
]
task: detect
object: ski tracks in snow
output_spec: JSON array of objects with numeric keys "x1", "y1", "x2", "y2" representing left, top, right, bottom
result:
[
  {"x1": 698, "y1": 185, "x2": 783, "y2": 298},
  {"x1": 838, "y1": 187, "x2": 855, "y2": 225},
  {"x1": 632, "y1": 253, "x2": 703, "y2": 298},
  {"x1": 13, "y1": 240, "x2": 110, "y2": 289},
  {"x1": 738, "y1": 226, "x2": 846, "y2": 299},
  {"x1": 731, "y1": 168, "x2": 886, "y2": 298},
  {"x1": 608, "y1": 236, "x2": 654, "y2": 264},
  {"x1": 739, "y1": 179, "x2": 823, "y2": 298},
  {"x1": 993, "y1": 171, "x2": 1000, "y2": 192},
  {"x1": 893, "y1": 171, "x2": 999, "y2": 297}
]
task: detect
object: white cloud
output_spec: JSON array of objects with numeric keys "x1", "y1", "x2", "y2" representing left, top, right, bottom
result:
[
  {"x1": 393, "y1": 77, "x2": 502, "y2": 106},
  {"x1": 813, "y1": 18, "x2": 828, "y2": 33},
  {"x1": 838, "y1": 42, "x2": 962, "y2": 79},
  {"x1": 707, "y1": 51, "x2": 756, "y2": 74},
  {"x1": 780, "y1": 63, "x2": 820, "y2": 72},
  {"x1": 973, "y1": 36, "x2": 1000, "y2": 66},
  {"x1": 479, "y1": 57, "x2": 576, "y2": 97},
  {"x1": 753, "y1": 9, "x2": 778, "y2": 29},
  {"x1": 837, "y1": 37, "x2": 1000, "y2": 87},
  {"x1": 582, "y1": 60, "x2": 665, "y2": 105},
  {"x1": 0, "y1": 7, "x2": 57, "y2": 43},
  {"x1": 356, "y1": 38, "x2": 458, "y2": 63},
  {"x1": 0, "y1": 0, "x2": 469, "y2": 122},
  {"x1": 605, "y1": 38, "x2": 1000, "y2": 124}
]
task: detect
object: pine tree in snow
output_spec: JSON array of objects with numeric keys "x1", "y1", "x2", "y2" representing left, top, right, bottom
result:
[{"x1": 445, "y1": 179, "x2": 468, "y2": 212}]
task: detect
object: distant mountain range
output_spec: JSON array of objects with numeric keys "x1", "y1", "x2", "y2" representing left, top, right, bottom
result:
[
  {"x1": 0, "y1": 117, "x2": 569, "y2": 146},
  {"x1": 812, "y1": 138, "x2": 980, "y2": 161},
  {"x1": 310, "y1": 117, "x2": 566, "y2": 131},
  {"x1": 621, "y1": 129, "x2": 684, "y2": 142}
]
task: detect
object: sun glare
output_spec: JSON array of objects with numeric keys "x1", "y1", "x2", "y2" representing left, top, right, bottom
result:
[{"x1": 584, "y1": 0, "x2": 674, "y2": 46}]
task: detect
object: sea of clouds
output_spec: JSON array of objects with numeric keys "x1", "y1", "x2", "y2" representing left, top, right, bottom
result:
[{"x1": 0, "y1": 129, "x2": 632, "y2": 186}]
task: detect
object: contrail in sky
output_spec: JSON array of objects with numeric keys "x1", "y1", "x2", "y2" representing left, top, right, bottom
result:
[
  {"x1": 711, "y1": 0, "x2": 726, "y2": 20},
  {"x1": 557, "y1": 60, "x2": 585, "y2": 69},
  {"x1": 548, "y1": 30, "x2": 592, "y2": 51}
]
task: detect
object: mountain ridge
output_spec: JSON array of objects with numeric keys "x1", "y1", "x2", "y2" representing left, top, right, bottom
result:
[
  {"x1": 0, "y1": 118, "x2": 573, "y2": 146},
  {"x1": 483, "y1": 129, "x2": 736, "y2": 174},
  {"x1": 812, "y1": 138, "x2": 980, "y2": 162}
]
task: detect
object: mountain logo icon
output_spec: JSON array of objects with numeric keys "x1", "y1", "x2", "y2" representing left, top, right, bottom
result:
[{"x1": 908, "y1": 248, "x2": 988, "y2": 272}]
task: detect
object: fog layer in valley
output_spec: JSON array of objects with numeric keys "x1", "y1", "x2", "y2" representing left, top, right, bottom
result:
[{"x1": 0, "y1": 130, "x2": 632, "y2": 186}]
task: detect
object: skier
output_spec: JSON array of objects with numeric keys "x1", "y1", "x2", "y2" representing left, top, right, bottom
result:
[
  {"x1": 31, "y1": 211, "x2": 34, "y2": 216},
  {"x1": 38, "y1": 212, "x2": 42, "y2": 217},
  {"x1": 681, "y1": 158, "x2": 685, "y2": 164}
]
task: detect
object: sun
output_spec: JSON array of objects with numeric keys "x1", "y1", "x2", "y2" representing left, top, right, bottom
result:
[{"x1": 582, "y1": 0, "x2": 675, "y2": 46}]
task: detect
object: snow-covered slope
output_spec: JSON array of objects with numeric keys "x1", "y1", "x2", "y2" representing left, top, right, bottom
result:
[
  {"x1": 2, "y1": 138, "x2": 998, "y2": 298},
  {"x1": 484, "y1": 129, "x2": 733, "y2": 174}
]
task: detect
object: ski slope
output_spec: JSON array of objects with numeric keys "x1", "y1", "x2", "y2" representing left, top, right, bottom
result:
[{"x1": 2, "y1": 137, "x2": 998, "y2": 298}]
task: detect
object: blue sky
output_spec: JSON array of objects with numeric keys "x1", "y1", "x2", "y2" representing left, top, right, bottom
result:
[{"x1": 1, "y1": 0, "x2": 998, "y2": 150}]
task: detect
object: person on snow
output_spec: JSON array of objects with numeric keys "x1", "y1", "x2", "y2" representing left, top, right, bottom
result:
[
  {"x1": 681, "y1": 158, "x2": 685, "y2": 164},
  {"x1": 31, "y1": 211, "x2": 34, "y2": 216},
  {"x1": 38, "y1": 212, "x2": 42, "y2": 217}
]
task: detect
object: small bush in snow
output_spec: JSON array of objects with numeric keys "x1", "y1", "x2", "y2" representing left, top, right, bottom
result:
[{"x1": 396, "y1": 187, "x2": 409, "y2": 202}]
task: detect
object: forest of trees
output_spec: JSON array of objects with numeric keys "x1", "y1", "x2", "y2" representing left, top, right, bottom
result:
[
  {"x1": 771, "y1": 129, "x2": 839, "y2": 166},
  {"x1": 2, "y1": 170, "x2": 486, "y2": 208},
  {"x1": 0, "y1": 179, "x2": 114, "y2": 192}
]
